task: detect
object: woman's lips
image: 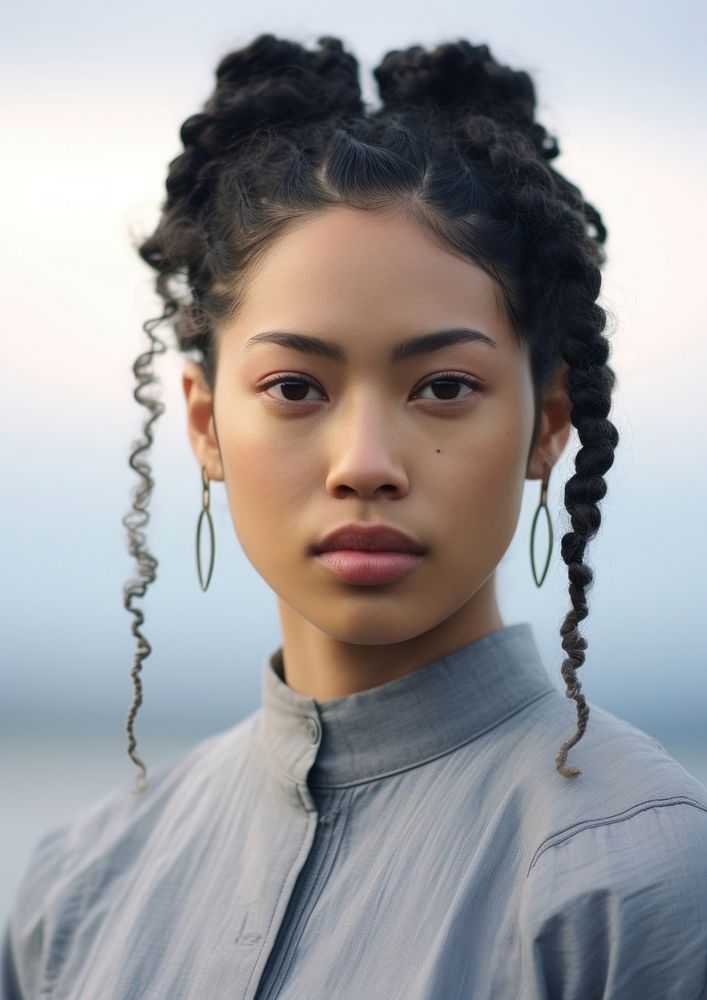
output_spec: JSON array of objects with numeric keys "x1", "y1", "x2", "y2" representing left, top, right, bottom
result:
[{"x1": 312, "y1": 549, "x2": 424, "y2": 584}]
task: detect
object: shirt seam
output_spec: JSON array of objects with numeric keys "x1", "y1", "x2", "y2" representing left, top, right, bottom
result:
[{"x1": 526, "y1": 796, "x2": 707, "y2": 876}]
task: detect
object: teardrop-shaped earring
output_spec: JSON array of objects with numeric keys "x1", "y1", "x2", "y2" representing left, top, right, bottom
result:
[
  {"x1": 530, "y1": 467, "x2": 553, "y2": 588},
  {"x1": 196, "y1": 465, "x2": 216, "y2": 591}
]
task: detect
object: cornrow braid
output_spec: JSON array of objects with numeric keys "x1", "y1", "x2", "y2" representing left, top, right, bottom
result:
[{"x1": 125, "y1": 32, "x2": 619, "y2": 790}]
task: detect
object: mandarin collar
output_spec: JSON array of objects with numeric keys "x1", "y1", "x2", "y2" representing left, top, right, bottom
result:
[{"x1": 258, "y1": 623, "x2": 555, "y2": 797}]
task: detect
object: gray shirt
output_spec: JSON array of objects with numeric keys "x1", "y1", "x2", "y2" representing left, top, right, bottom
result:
[{"x1": 3, "y1": 623, "x2": 707, "y2": 999}]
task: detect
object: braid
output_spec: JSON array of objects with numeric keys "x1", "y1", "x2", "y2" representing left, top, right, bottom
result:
[
  {"x1": 555, "y1": 298, "x2": 618, "y2": 775},
  {"x1": 127, "y1": 32, "x2": 620, "y2": 786},
  {"x1": 506, "y1": 188, "x2": 619, "y2": 777}
]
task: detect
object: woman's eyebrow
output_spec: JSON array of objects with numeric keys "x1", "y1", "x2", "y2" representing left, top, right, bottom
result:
[{"x1": 242, "y1": 328, "x2": 498, "y2": 363}]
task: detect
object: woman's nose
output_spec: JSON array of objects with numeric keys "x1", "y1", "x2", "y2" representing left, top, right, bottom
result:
[{"x1": 323, "y1": 396, "x2": 410, "y2": 499}]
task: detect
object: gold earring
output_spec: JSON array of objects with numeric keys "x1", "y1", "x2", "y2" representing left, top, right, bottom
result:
[
  {"x1": 196, "y1": 465, "x2": 215, "y2": 591},
  {"x1": 530, "y1": 467, "x2": 553, "y2": 588}
]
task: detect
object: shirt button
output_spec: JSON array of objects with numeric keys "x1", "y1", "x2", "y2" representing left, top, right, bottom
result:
[{"x1": 304, "y1": 717, "x2": 321, "y2": 744}]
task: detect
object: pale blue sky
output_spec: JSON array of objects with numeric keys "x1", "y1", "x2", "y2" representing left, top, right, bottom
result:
[{"x1": 2, "y1": 0, "x2": 706, "y2": 757}]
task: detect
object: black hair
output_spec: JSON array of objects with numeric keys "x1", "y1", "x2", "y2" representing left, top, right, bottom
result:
[{"x1": 123, "y1": 33, "x2": 619, "y2": 793}]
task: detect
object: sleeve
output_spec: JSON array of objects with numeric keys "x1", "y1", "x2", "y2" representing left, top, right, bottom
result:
[
  {"x1": 2, "y1": 763, "x2": 179, "y2": 999},
  {"x1": 519, "y1": 801, "x2": 707, "y2": 1000},
  {"x1": 1, "y1": 820, "x2": 84, "y2": 1000},
  {"x1": 1, "y1": 926, "x2": 23, "y2": 1000}
]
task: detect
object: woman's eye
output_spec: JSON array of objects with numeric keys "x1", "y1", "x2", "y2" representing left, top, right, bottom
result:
[
  {"x1": 259, "y1": 375, "x2": 325, "y2": 404},
  {"x1": 413, "y1": 376, "x2": 481, "y2": 402},
  {"x1": 258, "y1": 373, "x2": 481, "y2": 406}
]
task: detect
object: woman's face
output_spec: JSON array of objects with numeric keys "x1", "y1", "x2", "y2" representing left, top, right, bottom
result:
[{"x1": 184, "y1": 206, "x2": 570, "y2": 677}]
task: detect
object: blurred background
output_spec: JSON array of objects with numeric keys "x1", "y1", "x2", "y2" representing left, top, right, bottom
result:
[{"x1": 2, "y1": 0, "x2": 706, "y2": 923}]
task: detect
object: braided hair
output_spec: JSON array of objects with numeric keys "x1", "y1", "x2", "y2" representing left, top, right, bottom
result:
[{"x1": 124, "y1": 33, "x2": 619, "y2": 793}]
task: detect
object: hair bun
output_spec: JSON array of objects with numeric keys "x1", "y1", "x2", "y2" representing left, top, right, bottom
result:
[
  {"x1": 374, "y1": 39, "x2": 559, "y2": 160},
  {"x1": 165, "y1": 34, "x2": 364, "y2": 207},
  {"x1": 210, "y1": 33, "x2": 363, "y2": 122}
]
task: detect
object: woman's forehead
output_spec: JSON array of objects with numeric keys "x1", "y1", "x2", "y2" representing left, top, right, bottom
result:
[{"x1": 221, "y1": 208, "x2": 514, "y2": 350}]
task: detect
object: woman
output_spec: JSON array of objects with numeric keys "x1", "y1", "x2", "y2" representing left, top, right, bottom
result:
[{"x1": 3, "y1": 32, "x2": 706, "y2": 999}]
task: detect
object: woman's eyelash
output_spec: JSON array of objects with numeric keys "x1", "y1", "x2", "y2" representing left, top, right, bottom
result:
[{"x1": 258, "y1": 372, "x2": 482, "y2": 405}]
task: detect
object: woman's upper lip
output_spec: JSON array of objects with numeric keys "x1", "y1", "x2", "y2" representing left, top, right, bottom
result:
[{"x1": 312, "y1": 523, "x2": 427, "y2": 555}]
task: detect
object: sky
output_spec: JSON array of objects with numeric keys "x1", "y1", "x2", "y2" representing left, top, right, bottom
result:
[{"x1": 2, "y1": 0, "x2": 706, "y2": 766}]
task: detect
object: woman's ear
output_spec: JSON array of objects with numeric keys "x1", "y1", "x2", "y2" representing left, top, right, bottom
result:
[
  {"x1": 182, "y1": 361, "x2": 224, "y2": 481},
  {"x1": 526, "y1": 361, "x2": 572, "y2": 482}
]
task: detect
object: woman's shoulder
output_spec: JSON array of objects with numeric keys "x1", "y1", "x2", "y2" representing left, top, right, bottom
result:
[
  {"x1": 4, "y1": 710, "x2": 262, "y2": 998},
  {"x1": 510, "y1": 698, "x2": 707, "y2": 997},
  {"x1": 487, "y1": 690, "x2": 707, "y2": 885},
  {"x1": 9, "y1": 710, "x2": 262, "y2": 927},
  {"x1": 58, "y1": 708, "x2": 259, "y2": 833},
  {"x1": 524, "y1": 697, "x2": 707, "y2": 873},
  {"x1": 515, "y1": 689, "x2": 707, "y2": 817},
  {"x1": 516, "y1": 704, "x2": 707, "y2": 998}
]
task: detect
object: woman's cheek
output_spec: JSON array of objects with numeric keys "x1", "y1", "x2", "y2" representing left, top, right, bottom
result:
[{"x1": 223, "y1": 434, "x2": 310, "y2": 542}]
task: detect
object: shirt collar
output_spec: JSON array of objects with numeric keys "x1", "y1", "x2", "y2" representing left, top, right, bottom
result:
[{"x1": 259, "y1": 623, "x2": 555, "y2": 792}]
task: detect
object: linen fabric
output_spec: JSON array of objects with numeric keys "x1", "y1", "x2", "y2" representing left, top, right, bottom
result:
[{"x1": 3, "y1": 623, "x2": 707, "y2": 999}]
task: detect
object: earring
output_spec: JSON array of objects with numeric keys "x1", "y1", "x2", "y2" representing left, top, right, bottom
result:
[
  {"x1": 530, "y1": 467, "x2": 553, "y2": 588},
  {"x1": 196, "y1": 465, "x2": 215, "y2": 591}
]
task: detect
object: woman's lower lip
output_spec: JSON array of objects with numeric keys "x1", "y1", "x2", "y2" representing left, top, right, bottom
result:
[{"x1": 313, "y1": 550, "x2": 424, "y2": 584}]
